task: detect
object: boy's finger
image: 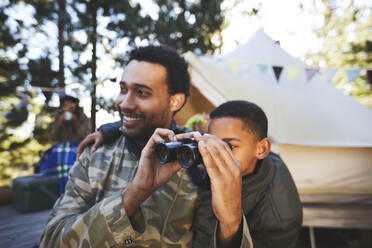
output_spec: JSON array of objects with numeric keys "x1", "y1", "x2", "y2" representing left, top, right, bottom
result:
[
  {"x1": 175, "y1": 131, "x2": 201, "y2": 141},
  {"x1": 202, "y1": 138, "x2": 234, "y2": 177},
  {"x1": 198, "y1": 140, "x2": 221, "y2": 179}
]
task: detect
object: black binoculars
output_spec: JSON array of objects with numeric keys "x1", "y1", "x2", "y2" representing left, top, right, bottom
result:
[
  {"x1": 154, "y1": 137, "x2": 232, "y2": 169},
  {"x1": 155, "y1": 138, "x2": 201, "y2": 168}
]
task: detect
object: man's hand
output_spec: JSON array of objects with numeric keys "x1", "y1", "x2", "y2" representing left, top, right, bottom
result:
[
  {"x1": 176, "y1": 132, "x2": 243, "y2": 247},
  {"x1": 76, "y1": 131, "x2": 104, "y2": 157},
  {"x1": 122, "y1": 128, "x2": 183, "y2": 216}
]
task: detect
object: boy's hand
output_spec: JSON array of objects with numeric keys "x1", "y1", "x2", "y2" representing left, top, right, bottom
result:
[
  {"x1": 198, "y1": 134, "x2": 242, "y2": 238},
  {"x1": 177, "y1": 132, "x2": 243, "y2": 246}
]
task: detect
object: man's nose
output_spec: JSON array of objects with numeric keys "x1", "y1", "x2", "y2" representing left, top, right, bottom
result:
[{"x1": 117, "y1": 92, "x2": 136, "y2": 110}]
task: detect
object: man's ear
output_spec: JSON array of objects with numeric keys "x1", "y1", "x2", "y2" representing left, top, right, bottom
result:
[
  {"x1": 169, "y1": 93, "x2": 186, "y2": 112},
  {"x1": 256, "y1": 138, "x2": 271, "y2": 160}
]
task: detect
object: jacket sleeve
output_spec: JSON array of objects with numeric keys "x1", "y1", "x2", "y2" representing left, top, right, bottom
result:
[
  {"x1": 98, "y1": 121, "x2": 122, "y2": 145},
  {"x1": 210, "y1": 215, "x2": 253, "y2": 248},
  {"x1": 250, "y1": 221, "x2": 301, "y2": 248},
  {"x1": 248, "y1": 155, "x2": 302, "y2": 248},
  {"x1": 39, "y1": 148, "x2": 143, "y2": 248},
  {"x1": 192, "y1": 189, "x2": 253, "y2": 248}
]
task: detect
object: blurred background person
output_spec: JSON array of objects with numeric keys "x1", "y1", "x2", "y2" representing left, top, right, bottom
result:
[
  {"x1": 36, "y1": 94, "x2": 91, "y2": 193},
  {"x1": 185, "y1": 113, "x2": 209, "y2": 133},
  {"x1": 49, "y1": 94, "x2": 91, "y2": 143}
]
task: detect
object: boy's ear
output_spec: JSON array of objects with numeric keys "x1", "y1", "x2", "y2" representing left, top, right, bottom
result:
[
  {"x1": 256, "y1": 138, "x2": 271, "y2": 160},
  {"x1": 169, "y1": 93, "x2": 186, "y2": 112}
]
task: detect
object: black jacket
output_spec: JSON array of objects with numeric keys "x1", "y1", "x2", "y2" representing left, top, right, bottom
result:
[
  {"x1": 242, "y1": 153, "x2": 302, "y2": 247},
  {"x1": 194, "y1": 153, "x2": 303, "y2": 248}
]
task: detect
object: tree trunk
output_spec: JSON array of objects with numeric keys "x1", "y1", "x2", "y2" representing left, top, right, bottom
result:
[
  {"x1": 90, "y1": 4, "x2": 97, "y2": 131},
  {"x1": 57, "y1": 0, "x2": 65, "y2": 88}
]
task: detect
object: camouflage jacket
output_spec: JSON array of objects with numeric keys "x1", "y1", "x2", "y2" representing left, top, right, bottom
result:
[{"x1": 40, "y1": 135, "x2": 253, "y2": 248}]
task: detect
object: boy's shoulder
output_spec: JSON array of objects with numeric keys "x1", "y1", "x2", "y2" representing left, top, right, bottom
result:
[{"x1": 265, "y1": 152, "x2": 302, "y2": 222}]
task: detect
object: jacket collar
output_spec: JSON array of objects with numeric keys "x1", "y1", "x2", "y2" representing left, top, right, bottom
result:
[{"x1": 242, "y1": 153, "x2": 277, "y2": 197}]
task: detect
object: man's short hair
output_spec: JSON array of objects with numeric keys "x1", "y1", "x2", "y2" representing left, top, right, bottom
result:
[
  {"x1": 127, "y1": 45, "x2": 191, "y2": 98},
  {"x1": 210, "y1": 100, "x2": 268, "y2": 140}
]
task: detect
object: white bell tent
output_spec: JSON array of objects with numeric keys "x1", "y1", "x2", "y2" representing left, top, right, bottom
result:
[{"x1": 175, "y1": 29, "x2": 372, "y2": 203}]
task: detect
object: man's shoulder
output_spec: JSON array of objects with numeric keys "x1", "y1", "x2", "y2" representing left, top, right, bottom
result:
[
  {"x1": 79, "y1": 135, "x2": 126, "y2": 164},
  {"x1": 96, "y1": 135, "x2": 126, "y2": 155}
]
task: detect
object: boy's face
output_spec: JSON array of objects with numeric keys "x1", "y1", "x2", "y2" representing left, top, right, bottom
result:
[{"x1": 208, "y1": 117, "x2": 260, "y2": 176}]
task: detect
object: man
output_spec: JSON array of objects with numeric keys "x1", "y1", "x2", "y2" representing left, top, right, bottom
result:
[
  {"x1": 40, "y1": 45, "x2": 252, "y2": 248},
  {"x1": 84, "y1": 100, "x2": 303, "y2": 247}
]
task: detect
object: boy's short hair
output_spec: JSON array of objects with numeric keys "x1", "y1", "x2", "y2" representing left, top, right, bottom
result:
[
  {"x1": 210, "y1": 100, "x2": 268, "y2": 140},
  {"x1": 127, "y1": 45, "x2": 191, "y2": 98}
]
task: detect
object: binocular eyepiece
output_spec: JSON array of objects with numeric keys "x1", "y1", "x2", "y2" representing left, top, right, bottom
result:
[
  {"x1": 154, "y1": 137, "x2": 232, "y2": 169},
  {"x1": 154, "y1": 138, "x2": 202, "y2": 168}
]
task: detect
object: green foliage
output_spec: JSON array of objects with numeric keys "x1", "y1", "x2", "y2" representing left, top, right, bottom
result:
[
  {"x1": 0, "y1": 138, "x2": 47, "y2": 186},
  {"x1": 150, "y1": 0, "x2": 224, "y2": 54},
  {"x1": 0, "y1": 0, "x2": 226, "y2": 185},
  {"x1": 96, "y1": 96, "x2": 116, "y2": 114},
  {"x1": 307, "y1": 0, "x2": 372, "y2": 107}
]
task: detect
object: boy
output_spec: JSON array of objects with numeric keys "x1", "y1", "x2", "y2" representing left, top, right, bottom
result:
[{"x1": 187, "y1": 100, "x2": 303, "y2": 248}]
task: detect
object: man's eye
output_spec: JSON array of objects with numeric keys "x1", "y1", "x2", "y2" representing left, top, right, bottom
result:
[{"x1": 137, "y1": 90, "x2": 149, "y2": 96}]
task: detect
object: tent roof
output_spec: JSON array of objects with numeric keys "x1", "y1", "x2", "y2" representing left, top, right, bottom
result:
[
  {"x1": 185, "y1": 29, "x2": 372, "y2": 147},
  {"x1": 224, "y1": 28, "x2": 304, "y2": 66}
]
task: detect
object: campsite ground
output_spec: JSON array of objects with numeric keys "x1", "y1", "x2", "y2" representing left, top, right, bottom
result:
[{"x1": 298, "y1": 227, "x2": 372, "y2": 248}]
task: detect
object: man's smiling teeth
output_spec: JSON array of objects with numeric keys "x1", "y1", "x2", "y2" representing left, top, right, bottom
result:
[{"x1": 124, "y1": 116, "x2": 142, "y2": 121}]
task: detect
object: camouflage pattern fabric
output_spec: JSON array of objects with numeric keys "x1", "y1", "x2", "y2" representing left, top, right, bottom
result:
[{"x1": 40, "y1": 135, "x2": 253, "y2": 248}]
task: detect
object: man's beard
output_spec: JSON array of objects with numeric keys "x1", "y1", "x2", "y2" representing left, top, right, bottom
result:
[{"x1": 119, "y1": 107, "x2": 173, "y2": 146}]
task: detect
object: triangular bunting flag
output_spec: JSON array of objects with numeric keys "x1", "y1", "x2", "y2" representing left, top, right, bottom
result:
[
  {"x1": 345, "y1": 69, "x2": 361, "y2": 83},
  {"x1": 272, "y1": 66, "x2": 283, "y2": 82},
  {"x1": 305, "y1": 68, "x2": 319, "y2": 81},
  {"x1": 228, "y1": 59, "x2": 240, "y2": 74},
  {"x1": 322, "y1": 68, "x2": 338, "y2": 82},
  {"x1": 241, "y1": 63, "x2": 253, "y2": 74},
  {"x1": 287, "y1": 66, "x2": 301, "y2": 82},
  {"x1": 257, "y1": 64, "x2": 268, "y2": 74}
]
